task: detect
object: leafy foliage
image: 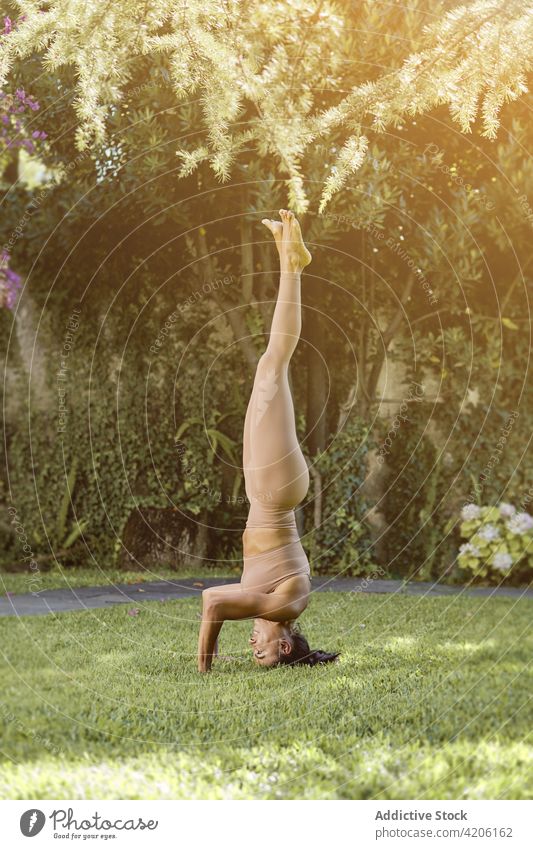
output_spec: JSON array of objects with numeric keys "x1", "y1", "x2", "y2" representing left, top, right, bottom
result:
[
  {"x1": 1, "y1": 1, "x2": 532, "y2": 210},
  {"x1": 1, "y1": 1, "x2": 532, "y2": 586},
  {"x1": 306, "y1": 415, "x2": 373, "y2": 575},
  {"x1": 382, "y1": 405, "x2": 444, "y2": 579}
]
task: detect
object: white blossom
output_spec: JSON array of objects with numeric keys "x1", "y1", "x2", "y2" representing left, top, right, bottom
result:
[
  {"x1": 461, "y1": 504, "x2": 481, "y2": 521},
  {"x1": 492, "y1": 552, "x2": 513, "y2": 572},
  {"x1": 506, "y1": 512, "x2": 533, "y2": 536},
  {"x1": 499, "y1": 502, "x2": 516, "y2": 518},
  {"x1": 458, "y1": 542, "x2": 481, "y2": 558},
  {"x1": 477, "y1": 524, "x2": 500, "y2": 541}
]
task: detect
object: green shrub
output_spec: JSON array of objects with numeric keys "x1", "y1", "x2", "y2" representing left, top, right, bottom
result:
[
  {"x1": 457, "y1": 502, "x2": 533, "y2": 582},
  {"x1": 305, "y1": 415, "x2": 373, "y2": 575},
  {"x1": 381, "y1": 406, "x2": 445, "y2": 579}
]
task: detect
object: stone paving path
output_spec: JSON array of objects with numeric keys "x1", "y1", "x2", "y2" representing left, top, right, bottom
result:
[{"x1": 1, "y1": 576, "x2": 531, "y2": 617}]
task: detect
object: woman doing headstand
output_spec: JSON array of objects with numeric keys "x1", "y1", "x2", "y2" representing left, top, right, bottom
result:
[{"x1": 197, "y1": 210, "x2": 339, "y2": 672}]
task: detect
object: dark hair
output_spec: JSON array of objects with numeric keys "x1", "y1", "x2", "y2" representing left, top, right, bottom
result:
[{"x1": 278, "y1": 630, "x2": 340, "y2": 667}]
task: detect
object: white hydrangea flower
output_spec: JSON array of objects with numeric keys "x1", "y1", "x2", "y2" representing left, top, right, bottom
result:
[
  {"x1": 492, "y1": 552, "x2": 513, "y2": 571},
  {"x1": 499, "y1": 502, "x2": 516, "y2": 518},
  {"x1": 506, "y1": 512, "x2": 533, "y2": 536},
  {"x1": 458, "y1": 542, "x2": 481, "y2": 558},
  {"x1": 478, "y1": 523, "x2": 500, "y2": 541},
  {"x1": 461, "y1": 504, "x2": 481, "y2": 521}
]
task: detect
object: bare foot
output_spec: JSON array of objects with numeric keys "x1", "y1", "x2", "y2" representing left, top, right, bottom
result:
[{"x1": 261, "y1": 209, "x2": 312, "y2": 273}]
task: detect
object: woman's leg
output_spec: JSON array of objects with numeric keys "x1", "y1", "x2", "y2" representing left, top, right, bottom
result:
[{"x1": 243, "y1": 210, "x2": 312, "y2": 508}]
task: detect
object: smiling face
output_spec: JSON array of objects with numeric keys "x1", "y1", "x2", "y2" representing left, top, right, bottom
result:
[{"x1": 249, "y1": 619, "x2": 292, "y2": 667}]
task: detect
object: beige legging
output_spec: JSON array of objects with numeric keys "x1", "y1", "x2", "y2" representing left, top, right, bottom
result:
[{"x1": 243, "y1": 269, "x2": 310, "y2": 531}]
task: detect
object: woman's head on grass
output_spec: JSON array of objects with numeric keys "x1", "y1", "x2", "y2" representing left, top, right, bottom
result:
[{"x1": 249, "y1": 619, "x2": 339, "y2": 668}]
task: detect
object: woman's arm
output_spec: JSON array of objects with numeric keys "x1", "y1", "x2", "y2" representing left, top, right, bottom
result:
[
  {"x1": 197, "y1": 583, "x2": 242, "y2": 671},
  {"x1": 197, "y1": 584, "x2": 306, "y2": 672},
  {"x1": 197, "y1": 605, "x2": 224, "y2": 672}
]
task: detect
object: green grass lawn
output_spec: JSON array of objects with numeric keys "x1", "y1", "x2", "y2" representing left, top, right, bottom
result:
[
  {"x1": 1, "y1": 592, "x2": 531, "y2": 799},
  {"x1": 0, "y1": 565, "x2": 238, "y2": 595}
]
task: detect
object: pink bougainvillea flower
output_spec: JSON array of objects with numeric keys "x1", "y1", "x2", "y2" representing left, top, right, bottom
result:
[
  {"x1": 1, "y1": 85, "x2": 44, "y2": 154},
  {"x1": 0, "y1": 252, "x2": 22, "y2": 310}
]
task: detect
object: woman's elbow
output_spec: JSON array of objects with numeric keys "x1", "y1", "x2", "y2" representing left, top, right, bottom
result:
[{"x1": 201, "y1": 589, "x2": 221, "y2": 617}]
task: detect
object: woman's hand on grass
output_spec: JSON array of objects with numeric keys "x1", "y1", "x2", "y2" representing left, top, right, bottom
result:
[{"x1": 197, "y1": 591, "x2": 224, "y2": 673}]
